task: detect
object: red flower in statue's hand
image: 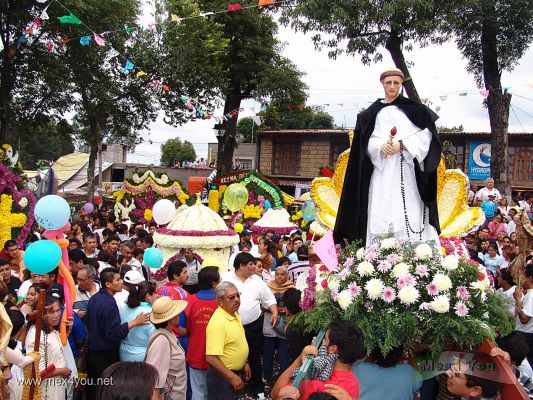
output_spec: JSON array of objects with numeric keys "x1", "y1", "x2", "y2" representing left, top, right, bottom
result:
[
  {"x1": 478, "y1": 272, "x2": 486, "y2": 281},
  {"x1": 390, "y1": 126, "x2": 397, "y2": 137}
]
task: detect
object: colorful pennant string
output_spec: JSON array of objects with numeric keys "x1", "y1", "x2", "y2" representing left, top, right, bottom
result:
[{"x1": 57, "y1": 13, "x2": 82, "y2": 24}]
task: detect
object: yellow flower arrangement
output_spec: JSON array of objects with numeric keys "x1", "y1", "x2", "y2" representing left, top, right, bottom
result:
[
  {"x1": 144, "y1": 209, "x2": 153, "y2": 222},
  {"x1": 208, "y1": 189, "x2": 220, "y2": 212},
  {"x1": 113, "y1": 176, "x2": 190, "y2": 204},
  {"x1": 292, "y1": 211, "x2": 302, "y2": 221},
  {"x1": 242, "y1": 204, "x2": 263, "y2": 219},
  {"x1": 0, "y1": 194, "x2": 27, "y2": 248}
]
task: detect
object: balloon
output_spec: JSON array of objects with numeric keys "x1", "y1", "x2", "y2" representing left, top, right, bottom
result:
[
  {"x1": 152, "y1": 199, "x2": 176, "y2": 225},
  {"x1": 234, "y1": 223, "x2": 244, "y2": 234},
  {"x1": 301, "y1": 200, "x2": 318, "y2": 222},
  {"x1": 34, "y1": 195, "x2": 71, "y2": 230},
  {"x1": 24, "y1": 240, "x2": 62, "y2": 274},
  {"x1": 93, "y1": 196, "x2": 102, "y2": 205},
  {"x1": 144, "y1": 248, "x2": 164, "y2": 269},
  {"x1": 264, "y1": 200, "x2": 271, "y2": 210},
  {"x1": 82, "y1": 202, "x2": 94, "y2": 213},
  {"x1": 224, "y1": 183, "x2": 249, "y2": 212}
]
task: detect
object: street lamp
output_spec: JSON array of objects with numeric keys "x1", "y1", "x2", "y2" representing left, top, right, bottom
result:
[{"x1": 213, "y1": 124, "x2": 225, "y2": 174}]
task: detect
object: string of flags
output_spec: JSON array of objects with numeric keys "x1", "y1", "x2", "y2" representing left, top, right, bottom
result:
[{"x1": 2, "y1": 0, "x2": 532, "y2": 123}]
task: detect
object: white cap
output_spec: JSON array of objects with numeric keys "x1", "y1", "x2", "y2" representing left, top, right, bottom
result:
[{"x1": 123, "y1": 270, "x2": 145, "y2": 285}]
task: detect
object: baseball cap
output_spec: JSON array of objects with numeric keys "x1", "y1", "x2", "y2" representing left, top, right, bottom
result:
[
  {"x1": 241, "y1": 228, "x2": 252, "y2": 235},
  {"x1": 123, "y1": 270, "x2": 145, "y2": 285}
]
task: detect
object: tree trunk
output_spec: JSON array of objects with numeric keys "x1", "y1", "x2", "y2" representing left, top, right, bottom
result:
[
  {"x1": 86, "y1": 143, "x2": 98, "y2": 202},
  {"x1": 480, "y1": 0, "x2": 512, "y2": 197},
  {"x1": 218, "y1": 92, "x2": 242, "y2": 176},
  {"x1": 385, "y1": 30, "x2": 421, "y2": 104}
]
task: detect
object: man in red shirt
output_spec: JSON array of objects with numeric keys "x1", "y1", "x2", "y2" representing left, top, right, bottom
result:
[
  {"x1": 272, "y1": 320, "x2": 365, "y2": 400},
  {"x1": 184, "y1": 266, "x2": 220, "y2": 400}
]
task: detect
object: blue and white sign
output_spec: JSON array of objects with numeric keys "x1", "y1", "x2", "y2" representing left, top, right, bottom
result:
[{"x1": 468, "y1": 141, "x2": 491, "y2": 180}]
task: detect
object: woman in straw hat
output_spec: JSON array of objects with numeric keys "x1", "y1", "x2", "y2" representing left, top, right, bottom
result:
[{"x1": 144, "y1": 296, "x2": 188, "y2": 400}]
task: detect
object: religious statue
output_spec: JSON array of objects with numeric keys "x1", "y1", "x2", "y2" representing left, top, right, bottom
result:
[{"x1": 334, "y1": 67, "x2": 442, "y2": 247}]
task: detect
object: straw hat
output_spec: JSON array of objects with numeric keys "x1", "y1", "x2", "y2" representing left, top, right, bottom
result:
[{"x1": 150, "y1": 296, "x2": 187, "y2": 324}]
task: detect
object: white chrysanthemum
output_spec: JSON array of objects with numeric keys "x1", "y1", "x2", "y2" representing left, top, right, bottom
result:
[
  {"x1": 356, "y1": 248, "x2": 365, "y2": 260},
  {"x1": 442, "y1": 255, "x2": 459, "y2": 271},
  {"x1": 365, "y1": 278, "x2": 385, "y2": 300},
  {"x1": 414, "y1": 243, "x2": 433, "y2": 260},
  {"x1": 380, "y1": 237, "x2": 398, "y2": 250},
  {"x1": 432, "y1": 274, "x2": 452, "y2": 292},
  {"x1": 337, "y1": 289, "x2": 353, "y2": 311},
  {"x1": 431, "y1": 295, "x2": 450, "y2": 313},
  {"x1": 357, "y1": 261, "x2": 375, "y2": 277},
  {"x1": 18, "y1": 197, "x2": 28, "y2": 208},
  {"x1": 392, "y1": 262, "x2": 410, "y2": 278},
  {"x1": 398, "y1": 285, "x2": 420, "y2": 305},
  {"x1": 328, "y1": 275, "x2": 341, "y2": 292}
]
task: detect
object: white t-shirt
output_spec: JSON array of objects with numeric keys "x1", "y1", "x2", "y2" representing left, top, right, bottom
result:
[
  {"x1": 516, "y1": 289, "x2": 533, "y2": 333},
  {"x1": 114, "y1": 289, "x2": 129, "y2": 311},
  {"x1": 477, "y1": 187, "x2": 502, "y2": 202},
  {"x1": 497, "y1": 286, "x2": 515, "y2": 315},
  {"x1": 221, "y1": 271, "x2": 276, "y2": 325}
]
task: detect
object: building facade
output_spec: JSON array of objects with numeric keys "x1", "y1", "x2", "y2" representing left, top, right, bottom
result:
[{"x1": 257, "y1": 129, "x2": 532, "y2": 197}]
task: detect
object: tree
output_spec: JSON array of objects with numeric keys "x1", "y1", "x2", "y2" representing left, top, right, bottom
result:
[
  {"x1": 158, "y1": 0, "x2": 308, "y2": 175},
  {"x1": 1, "y1": 1, "x2": 74, "y2": 142},
  {"x1": 160, "y1": 138, "x2": 196, "y2": 166},
  {"x1": 438, "y1": 125, "x2": 464, "y2": 133},
  {"x1": 451, "y1": 0, "x2": 533, "y2": 196},
  {"x1": 280, "y1": 0, "x2": 454, "y2": 103},
  {"x1": 50, "y1": 0, "x2": 159, "y2": 200},
  {"x1": 257, "y1": 104, "x2": 334, "y2": 130},
  {"x1": 236, "y1": 117, "x2": 258, "y2": 143},
  {"x1": 7, "y1": 114, "x2": 75, "y2": 168}
]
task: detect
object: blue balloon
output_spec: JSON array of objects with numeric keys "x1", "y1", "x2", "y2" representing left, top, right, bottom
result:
[
  {"x1": 264, "y1": 200, "x2": 271, "y2": 210},
  {"x1": 144, "y1": 248, "x2": 164, "y2": 269},
  {"x1": 301, "y1": 200, "x2": 317, "y2": 222},
  {"x1": 34, "y1": 195, "x2": 71, "y2": 230},
  {"x1": 24, "y1": 240, "x2": 62, "y2": 274}
]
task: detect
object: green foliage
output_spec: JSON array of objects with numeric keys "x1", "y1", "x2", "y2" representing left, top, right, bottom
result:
[
  {"x1": 6, "y1": 114, "x2": 75, "y2": 169},
  {"x1": 438, "y1": 125, "x2": 464, "y2": 133},
  {"x1": 236, "y1": 117, "x2": 258, "y2": 143},
  {"x1": 280, "y1": 0, "x2": 450, "y2": 64},
  {"x1": 160, "y1": 138, "x2": 197, "y2": 166},
  {"x1": 450, "y1": 0, "x2": 533, "y2": 86},
  {"x1": 259, "y1": 105, "x2": 334, "y2": 130}
]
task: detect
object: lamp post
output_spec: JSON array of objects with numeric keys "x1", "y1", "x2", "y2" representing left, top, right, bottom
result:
[{"x1": 213, "y1": 124, "x2": 226, "y2": 175}]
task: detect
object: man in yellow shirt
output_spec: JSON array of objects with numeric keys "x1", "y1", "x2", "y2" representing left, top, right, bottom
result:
[{"x1": 206, "y1": 281, "x2": 251, "y2": 400}]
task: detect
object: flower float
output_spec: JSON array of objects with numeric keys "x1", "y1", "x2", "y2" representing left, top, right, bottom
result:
[
  {"x1": 153, "y1": 197, "x2": 239, "y2": 273},
  {"x1": 308, "y1": 131, "x2": 484, "y2": 238},
  {"x1": 251, "y1": 208, "x2": 299, "y2": 235},
  {"x1": 113, "y1": 169, "x2": 189, "y2": 221},
  {"x1": 294, "y1": 238, "x2": 513, "y2": 359},
  {"x1": 0, "y1": 145, "x2": 36, "y2": 248}
]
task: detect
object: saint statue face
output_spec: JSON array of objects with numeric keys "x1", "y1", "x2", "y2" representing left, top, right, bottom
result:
[{"x1": 381, "y1": 75, "x2": 403, "y2": 102}]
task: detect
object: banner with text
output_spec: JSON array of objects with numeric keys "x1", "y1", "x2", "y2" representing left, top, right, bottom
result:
[{"x1": 468, "y1": 141, "x2": 491, "y2": 180}]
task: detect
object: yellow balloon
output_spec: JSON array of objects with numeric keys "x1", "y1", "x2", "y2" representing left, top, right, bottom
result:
[
  {"x1": 234, "y1": 223, "x2": 244, "y2": 233},
  {"x1": 223, "y1": 183, "x2": 249, "y2": 212}
]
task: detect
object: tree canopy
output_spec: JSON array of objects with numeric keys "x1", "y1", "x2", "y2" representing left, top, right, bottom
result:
[{"x1": 160, "y1": 137, "x2": 197, "y2": 166}]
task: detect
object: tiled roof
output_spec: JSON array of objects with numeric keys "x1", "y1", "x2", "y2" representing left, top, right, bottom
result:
[
  {"x1": 259, "y1": 129, "x2": 348, "y2": 135},
  {"x1": 259, "y1": 129, "x2": 532, "y2": 136}
]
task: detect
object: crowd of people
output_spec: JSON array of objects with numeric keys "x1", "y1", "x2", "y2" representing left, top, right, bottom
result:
[{"x1": 0, "y1": 181, "x2": 532, "y2": 400}]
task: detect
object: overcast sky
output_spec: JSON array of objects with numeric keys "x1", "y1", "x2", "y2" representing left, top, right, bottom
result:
[{"x1": 128, "y1": 15, "x2": 533, "y2": 164}]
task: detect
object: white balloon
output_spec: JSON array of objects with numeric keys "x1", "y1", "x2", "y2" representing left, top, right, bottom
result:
[{"x1": 152, "y1": 199, "x2": 176, "y2": 225}]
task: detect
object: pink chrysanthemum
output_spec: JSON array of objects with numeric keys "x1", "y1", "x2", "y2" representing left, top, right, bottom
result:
[
  {"x1": 377, "y1": 260, "x2": 392, "y2": 273},
  {"x1": 419, "y1": 302, "x2": 432, "y2": 311},
  {"x1": 348, "y1": 282, "x2": 361, "y2": 297},
  {"x1": 427, "y1": 284, "x2": 439, "y2": 296},
  {"x1": 339, "y1": 267, "x2": 351, "y2": 281},
  {"x1": 387, "y1": 254, "x2": 401, "y2": 265},
  {"x1": 415, "y1": 264, "x2": 429, "y2": 277},
  {"x1": 455, "y1": 301, "x2": 469, "y2": 317},
  {"x1": 364, "y1": 302, "x2": 374, "y2": 310},
  {"x1": 397, "y1": 274, "x2": 416, "y2": 289},
  {"x1": 343, "y1": 257, "x2": 355, "y2": 268},
  {"x1": 456, "y1": 286, "x2": 471, "y2": 301},
  {"x1": 365, "y1": 250, "x2": 378, "y2": 262},
  {"x1": 331, "y1": 288, "x2": 339, "y2": 302},
  {"x1": 381, "y1": 287, "x2": 396, "y2": 303}
]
